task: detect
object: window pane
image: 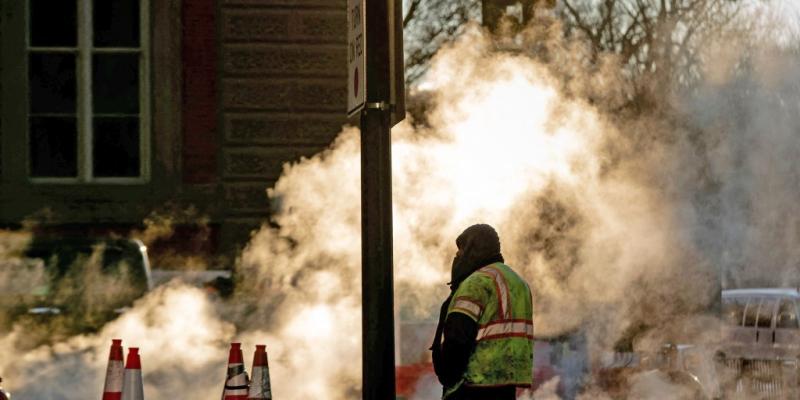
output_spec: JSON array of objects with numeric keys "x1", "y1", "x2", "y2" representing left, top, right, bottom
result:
[
  {"x1": 29, "y1": 53, "x2": 77, "y2": 113},
  {"x1": 744, "y1": 298, "x2": 761, "y2": 327},
  {"x1": 723, "y1": 298, "x2": 747, "y2": 326},
  {"x1": 94, "y1": 0, "x2": 140, "y2": 47},
  {"x1": 30, "y1": 0, "x2": 77, "y2": 47},
  {"x1": 30, "y1": 117, "x2": 78, "y2": 177},
  {"x1": 93, "y1": 117, "x2": 140, "y2": 177},
  {"x1": 93, "y1": 54, "x2": 139, "y2": 114},
  {"x1": 777, "y1": 300, "x2": 798, "y2": 329},
  {"x1": 757, "y1": 299, "x2": 776, "y2": 328}
]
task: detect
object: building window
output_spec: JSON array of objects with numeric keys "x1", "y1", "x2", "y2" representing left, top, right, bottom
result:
[{"x1": 27, "y1": 0, "x2": 149, "y2": 183}]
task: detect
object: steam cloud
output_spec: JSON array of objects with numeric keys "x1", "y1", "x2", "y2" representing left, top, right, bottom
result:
[
  {"x1": 0, "y1": 285, "x2": 232, "y2": 399},
  {"x1": 1, "y1": 8, "x2": 798, "y2": 400}
]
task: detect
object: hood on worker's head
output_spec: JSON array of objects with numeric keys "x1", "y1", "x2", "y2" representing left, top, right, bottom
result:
[{"x1": 450, "y1": 223, "x2": 504, "y2": 288}]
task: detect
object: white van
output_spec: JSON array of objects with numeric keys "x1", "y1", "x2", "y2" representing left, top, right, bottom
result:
[{"x1": 718, "y1": 288, "x2": 800, "y2": 398}]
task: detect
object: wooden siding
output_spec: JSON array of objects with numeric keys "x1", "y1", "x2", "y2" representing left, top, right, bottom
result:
[{"x1": 218, "y1": 0, "x2": 348, "y2": 247}]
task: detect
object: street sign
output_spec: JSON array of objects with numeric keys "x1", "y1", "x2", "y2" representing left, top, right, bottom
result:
[
  {"x1": 347, "y1": 0, "x2": 405, "y2": 126},
  {"x1": 347, "y1": 0, "x2": 366, "y2": 117}
]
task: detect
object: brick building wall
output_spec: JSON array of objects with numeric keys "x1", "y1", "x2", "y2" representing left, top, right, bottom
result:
[
  {"x1": 0, "y1": 1, "x2": 349, "y2": 258},
  {"x1": 217, "y1": 0, "x2": 348, "y2": 247},
  {"x1": 183, "y1": 0, "x2": 218, "y2": 185}
]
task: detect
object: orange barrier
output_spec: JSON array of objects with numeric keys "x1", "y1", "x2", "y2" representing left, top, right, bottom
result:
[{"x1": 396, "y1": 362, "x2": 434, "y2": 398}]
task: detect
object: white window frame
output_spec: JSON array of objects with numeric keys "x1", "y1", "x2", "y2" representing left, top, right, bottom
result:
[{"x1": 26, "y1": 0, "x2": 150, "y2": 184}]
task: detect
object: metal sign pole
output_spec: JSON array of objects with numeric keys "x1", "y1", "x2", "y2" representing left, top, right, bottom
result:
[
  {"x1": 360, "y1": 0, "x2": 398, "y2": 398},
  {"x1": 360, "y1": 105, "x2": 394, "y2": 400}
]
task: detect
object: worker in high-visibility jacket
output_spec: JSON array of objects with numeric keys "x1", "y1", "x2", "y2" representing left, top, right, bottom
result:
[{"x1": 431, "y1": 224, "x2": 534, "y2": 400}]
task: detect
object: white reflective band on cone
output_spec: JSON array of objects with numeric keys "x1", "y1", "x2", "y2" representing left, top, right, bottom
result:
[
  {"x1": 121, "y1": 370, "x2": 144, "y2": 400},
  {"x1": 224, "y1": 363, "x2": 249, "y2": 398},
  {"x1": 104, "y1": 361, "x2": 124, "y2": 392},
  {"x1": 248, "y1": 366, "x2": 272, "y2": 399},
  {"x1": 224, "y1": 380, "x2": 248, "y2": 395}
]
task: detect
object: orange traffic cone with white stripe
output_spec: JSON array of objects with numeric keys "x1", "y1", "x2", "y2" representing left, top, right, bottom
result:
[
  {"x1": 121, "y1": 347, "x2": 144, "y2": 400},
  {"x1": 102, "y1": 339, "x2": 125, "y2": 400},
  {"x1": 222, "y1": 343, "x2": 249, "y2": 400},
  {"x1": 248, "y1": 345, "x2": 272, "y2": 399}
]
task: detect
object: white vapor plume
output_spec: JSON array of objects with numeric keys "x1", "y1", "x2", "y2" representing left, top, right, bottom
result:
[
  {"x1": 235, "y1": 24, "x2": 713, "y2": 398},
  {"x1": 1, "y1": 10, "x2": 797, "y2": 400},
  {"x1": 1, "y1": 284, "x2": 232, "y2": 399},
  {"x1": 685, "y1": 44, "x2": 800, "y2": 289}
]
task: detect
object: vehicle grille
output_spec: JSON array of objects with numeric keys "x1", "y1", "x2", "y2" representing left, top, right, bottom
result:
[{"x1": 719, "y1": 358, "x2": 799, "y2": 399}]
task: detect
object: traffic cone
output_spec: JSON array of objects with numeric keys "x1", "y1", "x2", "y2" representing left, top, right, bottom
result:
[
  {"x1": 248, "y1": 345, "x2": 272, "y2": 400},
  {"x1": 121, "y1": 347, "x2": 144, "y2": 400},
  {"x1": 102, "y1": 339, "x2": 125, "y2": 400},
  {"x1": 222, "y1": 343, "x2": 249, "y2": 400}
]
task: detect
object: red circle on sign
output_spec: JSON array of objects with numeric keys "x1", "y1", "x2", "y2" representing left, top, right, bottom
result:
[{"x1": 354, "y1": 67, "x2": 359, "y2": 97}]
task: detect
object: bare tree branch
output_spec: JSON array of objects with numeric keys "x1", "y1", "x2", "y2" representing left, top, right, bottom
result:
[
  {"x1": 403, "y1": 0, "x2": 422, "y2": 28},
  {"x1": 402, "y1": 0, "x2": 481, "y2": 83},
  {"x1": 403, "y1": 0, "x2": 754, "y2": 92}
]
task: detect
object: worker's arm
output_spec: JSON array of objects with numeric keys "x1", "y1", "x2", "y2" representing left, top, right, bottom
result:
[
  {"x1": 438, "y1": 272, "x2": 493, "y2": 387},
  {"x1": 440, "y1": 312, "x2": 478, "y2": 387}
]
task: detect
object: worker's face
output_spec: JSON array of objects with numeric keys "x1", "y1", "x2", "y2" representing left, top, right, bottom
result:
[{"x1": 451, "y1": 245, "x2": 463, "y2": 270}]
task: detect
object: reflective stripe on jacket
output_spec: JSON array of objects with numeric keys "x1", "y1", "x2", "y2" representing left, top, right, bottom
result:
[{"x1": 444, "y1": 262, "x2": 533, "y2": 398}]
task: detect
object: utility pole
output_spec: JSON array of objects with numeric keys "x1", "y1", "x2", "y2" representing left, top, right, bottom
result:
[{"x1": 348, "y1": 0, "x2": 404, "y2": 398}]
